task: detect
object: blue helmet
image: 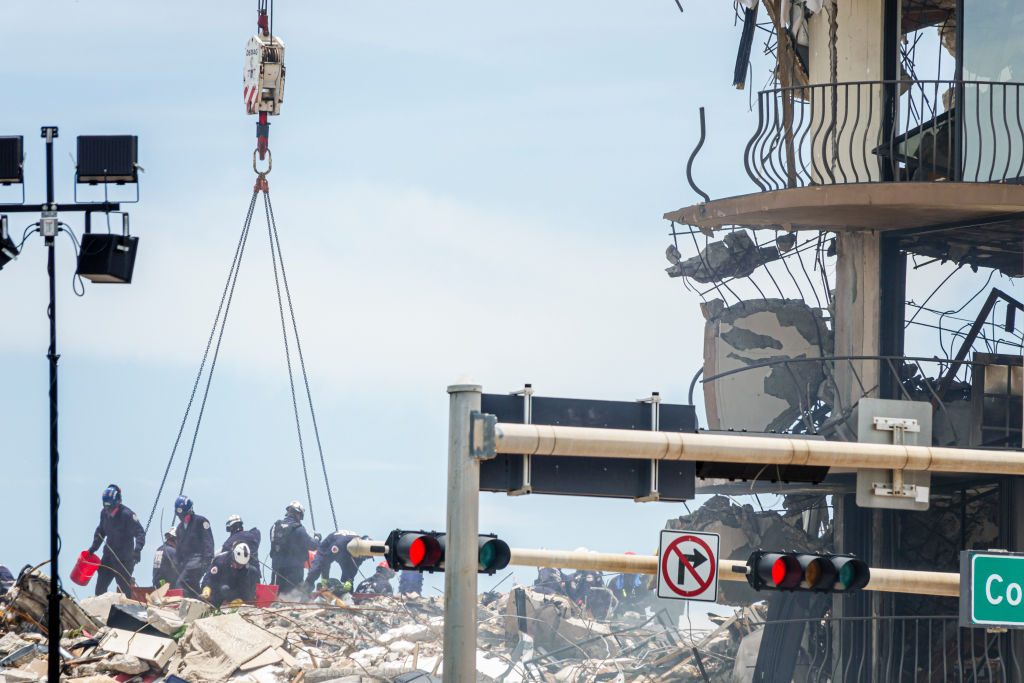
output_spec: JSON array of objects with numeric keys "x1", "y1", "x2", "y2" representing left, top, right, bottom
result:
[
  {"x1": 174, "y1": 494, "x2": 193, "y2": 519},
  {"x1": 102, "y1": 485, "x2": 122, "y2": 510}
]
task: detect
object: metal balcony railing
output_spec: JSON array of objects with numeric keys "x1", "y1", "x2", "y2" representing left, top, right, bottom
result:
[
  {"x1": 690, "y1": 355, "x2": 1022, "y2": 448},
  {"x1": 745, "y1": 79, "x2": 1024, "y2": 191},
  {"x1": 754, "y1": 614, "x2": 1021, "y2": 682}
]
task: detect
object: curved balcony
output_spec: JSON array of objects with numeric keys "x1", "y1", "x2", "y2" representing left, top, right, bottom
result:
[
  {"x1": 745, "y1": 79, "x2": 1024, "y2": 191},
  {"x1": 665, "y1": 80, "x2": 1024, "y2": 267}
]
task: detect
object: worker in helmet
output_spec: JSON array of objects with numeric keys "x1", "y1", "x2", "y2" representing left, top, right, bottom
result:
[
  {"x1": 152, "y1": 526, "x2": 180, "y2": 588},
  {"x1": 303, "y1": 530, "x2": 367, "y2": 595},
  {"x1": 200, "y1": 542, "x2": 258, "y2": 607},
  {"x1": 269, "y1": 501, "x2": 318, "y2": 595},
  {"x1": 607, "y1": 551, "x2": 648, "y2": 615},
  {"x1": 87, "y1": 485, "x2": 145, "y2": 596},
  {"x1": 565, "y1": 548, "x2": 611, "y2": 619},
  {"x1": 533, "y1": 567, "x2": 567, "y2": 595},
  {"x1": 172, "y1": 494, "x2": 215, "y2": 599},
  {"x1": 354, "y1": 561, "x2": 395, "y2": 602},
  {"x1": 222, "y1": 514, "x2": 262, "y2": 581},
  {"x1": 398, "y1": 570, "x2": 424, "y2": 596}
]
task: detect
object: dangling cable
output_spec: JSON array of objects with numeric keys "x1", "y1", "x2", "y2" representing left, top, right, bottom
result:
[
  {"x1": 266, "y1": 192, "x2": 339, "y2": 529},
  {"x1": 263, "y1": 190, "x2": 317, "y2": 532},
  {"x1": 145, "y1": 190, "x2": 259, "y2": 532},
  {"x1": 178, "y1": 193, "x2": 259, "y2": 494}
]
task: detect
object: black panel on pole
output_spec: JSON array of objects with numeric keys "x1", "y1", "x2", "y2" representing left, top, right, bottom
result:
[{"x1": 480, "y1": 393, "x2": 696, "y2": 501}]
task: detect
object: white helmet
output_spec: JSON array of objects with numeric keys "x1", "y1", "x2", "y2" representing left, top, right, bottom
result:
[
  {"x1": 166, "y1": 526, "x2": 177, "y2": 539},
  {"x1": 233, "y1": 542, "x2": 251, "y2": 566},
  {"x1": 226, "y1": 514, "x2": 243, "y2": 532},
  {"x1": 286, "y1": 501, "x2": 305, "y2": 519}
]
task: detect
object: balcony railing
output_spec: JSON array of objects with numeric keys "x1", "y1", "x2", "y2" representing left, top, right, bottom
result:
[
  {"x1": 690, "y1": 354, "x2": 1022, "y2": 449},
  {"x1": 745, "y1": 79, "x2": 1024, "y2": 191}
]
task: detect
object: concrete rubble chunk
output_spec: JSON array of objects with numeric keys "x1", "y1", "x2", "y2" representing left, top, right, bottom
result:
[{"x1": 97, "y1": 653, "x2": 149, "y2": 675}]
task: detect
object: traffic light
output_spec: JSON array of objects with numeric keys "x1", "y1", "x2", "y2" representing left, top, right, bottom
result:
[
  {"x1": 384, "y1": 530, "x2": 511, "y2": 575},
  {"x1": 746, "y1": 551, "x2": 869, "y2": 593},
  {"x1": 385, "y1": 530, "x2": 443, "y2": 571}
]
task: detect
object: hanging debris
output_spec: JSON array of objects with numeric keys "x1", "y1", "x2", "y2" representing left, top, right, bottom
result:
[{"x1": 665, "y1": 230, "x2": 780, "y2": 283}]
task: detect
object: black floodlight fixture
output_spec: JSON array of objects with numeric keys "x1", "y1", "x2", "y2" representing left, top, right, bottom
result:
[
  {"x1": 76, "y1": 213, "x2": 139, "y2": 283},
  {"x1": 0, "y1": 216, "x2": 17, "y2": 270},
  {"x1": 0, "y1": 136, "x2": 23, "y2": 185},
  {"x1": 76, "y1": 135, "x2": 138, "y2": 184}
]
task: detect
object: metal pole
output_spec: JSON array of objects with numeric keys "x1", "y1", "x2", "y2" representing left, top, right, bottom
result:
[
  {"x1": 492, "y1": 422, "x2": 1024, "y2": 475},
  {"x1": 507, "y1": 549, "x2": 960, "y2": 597},
  {"x1": 42, "y1": 125, "x2": 62, "y2": 683},
  {"x1": 443, "y1": 380, "x2": 482, "y2": 682}
]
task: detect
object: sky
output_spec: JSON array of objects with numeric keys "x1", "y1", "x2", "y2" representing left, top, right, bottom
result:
[{"x1": 1, "y1": 1, "x2": 1019, "y2": 610}]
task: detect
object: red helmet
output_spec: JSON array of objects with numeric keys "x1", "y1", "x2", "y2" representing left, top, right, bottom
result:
[
  {"x1": 624, "y1": 551, "x2": 636, "y2": 556},
  {"x1": 378, "y1": 560, "x2": 390, "y2": 569}
]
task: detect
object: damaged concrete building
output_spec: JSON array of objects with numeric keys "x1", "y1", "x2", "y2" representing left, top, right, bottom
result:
[{"x1": 663, "y1": 0, "x2": 1023, "y2": 679}]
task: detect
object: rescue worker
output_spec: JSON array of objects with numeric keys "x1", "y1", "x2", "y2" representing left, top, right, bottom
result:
[
  {"x1": 607, "y1": 552, "x2": 647, "y2": 615},
  {"x1": 566, "y1": 548, "x2": 611, "y2": 619},
  {"x1": 355, "y1": 562, "x2": 395, "y2": 601},
  {"x1": 152, "y1": 526, "x2": 180, "y2": 588},
  {"x1": 268, "y1": 501, "x2": 318, "y2": 594},
  {"x1": 222, "y1": 514, "x2": 262, "y2": 581},
  {"x1": 200, "y1": 542, "x2": 257, "y2": 607},
  {"x1": 87, "y1": 485, "x2": 145, "y2": 596},
  {"x1": 398, "y1": 569, "x2": 424, "y2": 596},
  {"x1": 0, "y1": 564, "x2": 14, "y2": 595},
  {"x1": 303, "y1": 530, "x2": 367, "y2": 594},
  {"x1": 173, "y1": 494, "x2": 215, "y2": 599},
  {"x1": 533, "y1": 566, "x2": 567, "y2": 595}
]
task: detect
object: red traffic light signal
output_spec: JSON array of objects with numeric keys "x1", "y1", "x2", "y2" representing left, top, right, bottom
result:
[
  {"x1": 746, "y1": 551, "x2": 869, "y2": 593},
  {"x1": 384, "y1": 530, "x2": 511, "y2": 574},
  {"x1": 385, "y1": 531, "x2": 443, "y2": 570}
]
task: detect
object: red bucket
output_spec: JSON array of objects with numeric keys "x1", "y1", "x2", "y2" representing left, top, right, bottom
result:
[
  {"x1": 255, "y1": 583, "x2": 279, "y2": 607},
  {"x1": 70, "y1": 551, "x2": 101, "y2": 586}
]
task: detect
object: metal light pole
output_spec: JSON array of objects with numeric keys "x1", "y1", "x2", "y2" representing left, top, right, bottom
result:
[
  {"x1": 0, "y1": 127, "x2": 126, "y2": 683},
  {"x1": 43, "y1": 126, "x2": 61, "y2": 683},
  {"x1": 443, "y1": 380, "x2": 482, "y2": 682}
]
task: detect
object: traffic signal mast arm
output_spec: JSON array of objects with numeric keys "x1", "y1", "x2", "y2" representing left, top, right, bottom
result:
[
  {"x1": 491, "y1": 421, "x2": 1024, "y2": 477},
  {"x1": 348, "y1": 539, "x2": 960, "y2": 597}
]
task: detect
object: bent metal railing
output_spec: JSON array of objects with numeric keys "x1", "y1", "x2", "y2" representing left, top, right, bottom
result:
[
  {"x1": 690, "y1": 355, "x2": 990, "y2": 446},
  {"x1": 745, "y1": 79, "x2": 1024, "y2": 191},
  {"x1": 753, "y1": 614, "x2": 1021, "y2": 682}
]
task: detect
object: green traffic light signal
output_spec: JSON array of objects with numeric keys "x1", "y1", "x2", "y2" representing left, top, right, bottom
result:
[{"x1": 478, "y1": 535, "x2": 511, "y2": 574}]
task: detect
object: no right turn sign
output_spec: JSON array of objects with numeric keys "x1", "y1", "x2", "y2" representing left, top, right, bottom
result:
[{"x1": 657, "y1": 529, "x2": 720, "y2": 602}]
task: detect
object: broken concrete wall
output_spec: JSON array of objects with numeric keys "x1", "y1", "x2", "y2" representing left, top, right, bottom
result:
[{"x1": 702, "y1": 298, "x2": 833, "y2": 432}]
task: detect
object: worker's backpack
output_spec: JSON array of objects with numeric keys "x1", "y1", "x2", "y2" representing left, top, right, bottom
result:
[{"x1": 269, "y1": 519, "x2": 294, "y2": 560}]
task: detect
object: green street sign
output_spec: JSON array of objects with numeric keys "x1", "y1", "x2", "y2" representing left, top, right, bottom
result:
[{"x1": 960, "y1": 550, "x2": 1024, "y2": 628}]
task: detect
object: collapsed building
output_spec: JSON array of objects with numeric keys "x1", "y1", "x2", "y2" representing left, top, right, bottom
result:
[{"x1": 661, "y1": 0, "x2": 1024, "y2": 679}]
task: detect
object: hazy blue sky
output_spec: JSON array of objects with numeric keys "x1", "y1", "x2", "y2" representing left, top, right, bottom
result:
[{"x1": 2, "y1": 1, "x2": 1018, "y2": 607}]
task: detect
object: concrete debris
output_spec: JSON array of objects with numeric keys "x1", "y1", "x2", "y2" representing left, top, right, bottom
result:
[
  {"x1": 701, "y1": 297, "x2": 833, "y2": 433},
  {"x1": 0, "y1": 577, "x2": 768, "y2": 682},
  {"x1": 665, "y1": 230, "x2": 780, "y2": 283}
]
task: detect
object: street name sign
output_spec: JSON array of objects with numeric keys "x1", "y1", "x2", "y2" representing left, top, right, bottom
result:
[
  {"x1": 960, "y1": 550, "x2": 1024, "y2": 628},
  {"x1": 657, "y1": 529, "x2": 719, "y2": 602}
]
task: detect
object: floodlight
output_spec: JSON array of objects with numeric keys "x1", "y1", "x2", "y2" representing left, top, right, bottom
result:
[
  {"x1": 76, "y1": 135, "x2": 138, "y2": 184},
  {"x1": 76, "y1": 214, "x2": 138, "y2": 283},
  {"x1": 0, "y1": 137, "x2": 23, "y2": 185},
  {"x1": 0, "y1": 216, "x2": 17, "y2": 270}
]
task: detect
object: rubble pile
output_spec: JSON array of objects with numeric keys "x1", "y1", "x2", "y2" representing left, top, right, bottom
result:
[{"x1": 0, "y1": 569, "x2": 767, "y2": 682}]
